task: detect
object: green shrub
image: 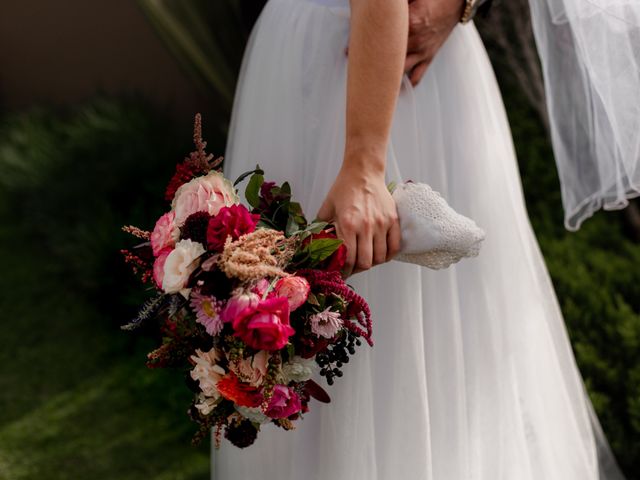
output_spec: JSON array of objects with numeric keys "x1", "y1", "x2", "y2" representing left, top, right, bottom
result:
[{"x1": 0, "y1": 98, "x2": 224, "y2": 479}]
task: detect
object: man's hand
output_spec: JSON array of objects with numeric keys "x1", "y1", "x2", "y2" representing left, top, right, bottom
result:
[{"x1": 405, "y1": 0, "x2": 464, "y2": 86}]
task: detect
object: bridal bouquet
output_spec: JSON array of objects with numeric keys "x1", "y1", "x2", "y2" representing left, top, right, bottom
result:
[{"x1": 121, "y1": 115, "x2": 373, "y2": 448}]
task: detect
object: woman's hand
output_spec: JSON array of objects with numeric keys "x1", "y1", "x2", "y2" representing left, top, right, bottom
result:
[
  {"x1": 319, "y1": 0, "x2": 406, "y2": 278},
  {"x1": 316, "y1": 158, "x2": 401, "y2": 277}
]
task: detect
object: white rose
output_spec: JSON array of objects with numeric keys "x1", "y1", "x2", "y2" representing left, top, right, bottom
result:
[
  {"x1": 171, "y1": 171, "x2": 239, "y2": 226},
  {"x1": 282, "y1": 356, "x2": 316, "y2": 383},
  {"x1": 162, "y1": 239, "x2": 206, "y2": 294},
  {"x1": 235, "y1": 406, "x2": 270, "y2": 425}
]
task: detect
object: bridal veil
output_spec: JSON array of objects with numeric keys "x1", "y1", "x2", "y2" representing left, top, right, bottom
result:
[{"x1": 529, "y1": 0, "x2": 640, "y2": 230}]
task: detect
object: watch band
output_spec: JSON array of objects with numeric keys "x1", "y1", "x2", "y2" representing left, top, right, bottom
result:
[{"x1": 460, "y1": 0, "x2": 490, "y2": 24}]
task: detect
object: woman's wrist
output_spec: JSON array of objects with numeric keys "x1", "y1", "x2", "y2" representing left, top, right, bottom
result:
[{"x1": 343, "y1": 140, "x2": 387, "y2": 176}]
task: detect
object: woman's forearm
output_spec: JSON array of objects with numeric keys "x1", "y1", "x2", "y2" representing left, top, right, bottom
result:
[{"x1": 344, "y1": 0, "x2": 409, "y2": 174}]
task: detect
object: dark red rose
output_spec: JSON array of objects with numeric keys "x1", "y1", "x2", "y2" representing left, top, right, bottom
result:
[{"x1": 206, "y1": 204, "x2": 260, "y2": 251}]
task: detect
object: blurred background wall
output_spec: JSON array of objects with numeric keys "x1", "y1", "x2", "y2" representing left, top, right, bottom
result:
[{"x1": 0, "y1": 0, "x2": 211, "y2": 121}]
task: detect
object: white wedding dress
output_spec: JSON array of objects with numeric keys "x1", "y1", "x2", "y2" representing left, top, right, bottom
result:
[{"x1": 213, "y1": 0, "x2": 626, "y2": 478}]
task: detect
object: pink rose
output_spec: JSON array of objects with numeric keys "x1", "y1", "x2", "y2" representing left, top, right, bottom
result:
[
  {"x1": 151, "y1": 212, "x2": 178, "y2": 256},
  {"x1": 251, "y1": 279, "x2": 272, "y2": 297},
  {"x1": 206, "y1": 204, "x2": 260, "y2": 252},
  {"x1": 264, "y1": 385, "x2": 302, "y2": 419},
  {"x1": 274, "y1": 276, "x2": 310, "y2": 311},
  {"x1": 221, "y1": 292, "x2": 260, "y2": 324},
  {"x1": 153, "y1": 247, "x2": 172, "y2": 289},
  {"x1": 171, "y1": 171, "x2": 239, "y2": 226},
  {"x1": 227, "y1": 296, "x2": 295, "y2": 351}
]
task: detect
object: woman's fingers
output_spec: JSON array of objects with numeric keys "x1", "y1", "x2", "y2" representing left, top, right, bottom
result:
[
  {"x1": 335, "y1": 222, "x2": 357, "y2": 278},
  {"x1": 386, "y1": 219, "x2": 402, "y2": 261},
  {"x1": 373, "y1": 231, "x2": 388, "y2": 266},
  {"x1": 354, "y1": 230, "x2": 374, "y2": 274}
]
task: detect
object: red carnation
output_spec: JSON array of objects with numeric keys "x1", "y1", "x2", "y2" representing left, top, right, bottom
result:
[
  {"x1": 206, "y1": 204, "x2": 260, "y2": 251},
  {"x1": 216, "y1": 372, "x2": 264, "y2": 408}
]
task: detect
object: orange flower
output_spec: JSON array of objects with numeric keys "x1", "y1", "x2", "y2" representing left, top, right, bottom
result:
[{"x1": 216, "y1": 372, "x2": 264, "y2": 408}]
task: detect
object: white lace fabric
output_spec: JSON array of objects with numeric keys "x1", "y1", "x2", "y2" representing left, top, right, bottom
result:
[{"x1": 393, "y1": 182, "x2": 486, "y2": 269}]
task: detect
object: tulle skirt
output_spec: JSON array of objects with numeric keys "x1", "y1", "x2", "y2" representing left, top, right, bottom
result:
[{"x1": 213, "y1": 0, "x2": 625, "y2": 478}]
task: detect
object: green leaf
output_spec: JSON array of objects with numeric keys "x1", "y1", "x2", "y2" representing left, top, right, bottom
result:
[
  {"x1": 307, "y1": 292, "x2": 320, "y2": 306},
  {"x1": 307, "y1": 238, "x2": 343, "y2": 264},
  {"x1": 305, "y1": 221, "x2": 329, "y2": 234},
  {"x1": 280, "y1": 181, "x2": 291, "y2": 197},
  {"x1": 288, "y1": 201, "x2": 303, "y2": 216},
  {"x1": 233, "y1": 165, "x2": 264, "y2": 187},
  {"x1": 245, "y1": 172, "x2": 264, "y2": 208}
]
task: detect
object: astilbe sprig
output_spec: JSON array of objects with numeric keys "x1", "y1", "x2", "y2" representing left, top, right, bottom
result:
[{"x1": 164, "y1": 114, "x2": 223, "y2": 201}]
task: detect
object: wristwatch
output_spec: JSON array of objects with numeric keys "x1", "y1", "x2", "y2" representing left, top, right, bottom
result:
[{"x1": 460, "y1": 0, "x2": 491, "y2": 24}]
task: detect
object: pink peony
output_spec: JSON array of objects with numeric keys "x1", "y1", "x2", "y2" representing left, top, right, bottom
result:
[
  {"x1": 206, "y1": 204, "x2": 260, "y2": 252},
  {"x1": 172, "y1": 171, "x2": 238, "y2": 226},
  {"x1": 151, "y1": 211, "x2": 178, "y2": 256},
  {"x1": 226, "y1": 295, "x2": 295, "y2": 351},
  {"x1": 152, "y1": 247, "x2": 173, "y2": 289},
  {"x1": 265, "y1": 385, "x2": 302, "y2": 419},
  {"x1": 274, "y1": 276, "x2": 310, "y2": 311}
]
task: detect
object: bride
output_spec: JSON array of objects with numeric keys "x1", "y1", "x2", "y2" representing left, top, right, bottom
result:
[{"x1": 213, "y1": 0, "x2": 633, "y2": 478}]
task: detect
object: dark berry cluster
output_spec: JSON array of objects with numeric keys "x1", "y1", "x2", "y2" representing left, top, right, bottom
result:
[{"x1": 316, "y1": 331, "x2": 362, "y2": 385}]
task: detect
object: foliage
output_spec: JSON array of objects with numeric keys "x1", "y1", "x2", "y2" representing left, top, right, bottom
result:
[{"x1": 0, "y1": 99, "x2": 216, "y2": 479}]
